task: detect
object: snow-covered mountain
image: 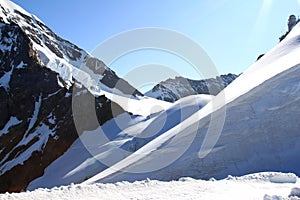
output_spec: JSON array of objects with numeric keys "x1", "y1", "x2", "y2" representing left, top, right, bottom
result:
[
  {"x1": 26, "y1": 20, "x2": 300, "y2": 191},
  {"x1": 0, "y1": 0, "x2": 168, "y2": 193},
  {"x1": 145, "y1": 74, "x2": 238, "y2": 102},
  {"x1": 1, "y1": 0, "x2": 300, "y2": 197}
]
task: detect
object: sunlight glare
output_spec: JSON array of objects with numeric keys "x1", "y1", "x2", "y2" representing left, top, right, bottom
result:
[{"x1": 248, "y1": 0, "x2": 273, "y2": 47}]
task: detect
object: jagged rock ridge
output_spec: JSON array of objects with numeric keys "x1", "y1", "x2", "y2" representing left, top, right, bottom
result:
[{"x1": 145, "y1": 74, "x2": 238, "y2": 102}]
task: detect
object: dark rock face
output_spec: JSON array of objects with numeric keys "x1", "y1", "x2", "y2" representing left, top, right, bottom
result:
[
  {"x1": 0, "y1": 4, "x2": 133, "y2": 193},
  {"x1": 146, "y1": 74, "x2": 239, "y2": 102},
  {"x1": 0, "y1": 23, "x2": 76, "y2": 192}
]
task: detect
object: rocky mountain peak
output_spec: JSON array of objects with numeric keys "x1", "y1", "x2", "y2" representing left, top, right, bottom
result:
[{"x1": 145, "y1": 73, "x2": 239, "y2": 102}]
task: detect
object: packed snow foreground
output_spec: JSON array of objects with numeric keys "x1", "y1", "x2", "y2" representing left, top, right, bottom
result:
[{"x1": 1, "y1": 172, "x2": 300, "y2": 200}]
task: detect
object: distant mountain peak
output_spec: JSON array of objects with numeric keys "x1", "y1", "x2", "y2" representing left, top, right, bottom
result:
[{"x1": 145, "y1": 73, "x2": 238, "y2": 102}]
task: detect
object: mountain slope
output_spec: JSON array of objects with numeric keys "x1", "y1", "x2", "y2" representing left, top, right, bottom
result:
[
  {"x1": 84, "y1": 23, "x2": 300, "y2": 184},
  {"x1": 27, "y1": 94, "x2": 212, "y2": 189},
  {"x1": 145, "y1": 74, "x2": 238, "y2": 102},
  {"x1": 0, "y1": 0, "x2": 148, "y2": 192}
]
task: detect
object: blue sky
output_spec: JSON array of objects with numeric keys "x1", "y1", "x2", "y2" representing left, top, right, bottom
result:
[{"x1": 10, "y1": 0, "x2": 300, "y2": 87}]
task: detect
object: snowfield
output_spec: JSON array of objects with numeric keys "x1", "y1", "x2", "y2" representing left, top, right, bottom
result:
[{"x1": 2, "y1": 172, "x2": 300, "y2": 200}]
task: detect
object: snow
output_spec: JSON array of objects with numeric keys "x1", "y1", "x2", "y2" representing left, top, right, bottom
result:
[
  {"x1": 145, "y1": 74, "x2": 238, "y2": 102},
  {"x1": 81, "y1": 23, "x2": 300, "y2": 184},
  {"x1": 290, "y1": 188, "x2": 300, "y2": 198},
  {"x1": 31, "y1": 20, "x2": 170, "y2": 116},
  {"x1": 1, "y1": 0, "x2": 172, "y2": 117},
  {"x1": 30, "y1": 14, "x2": 46, "y2": 44},
  {"x1": 28, "y1": 113, "x2": 148, "y2": 190},
  {"x1": 0, "y1": 95, "x2": 56, "y2": 175},
  {"x1": 0, "y1": 116, "x2": 22, "y2": 136},
  {"x1": 269, "y1": 173, "x2": 298, "y2": 184},
  {"x1": 0, "y1": 0, "x2": 32, "y2": 18},
  {"x1": 144, "y1": 77, "x2": 195, "y2": 102},
  {"x1": 0, "y1": 65, "x2": 13, "y2": 91},
  {"x1": 28, "y1": 19, "x2": 300, "y2": 186},
  {"x1": 0, "y1": 61, "x2": 25, "y2": 91},
  {"x1": 100, "y1": 90, "x2": 172, "y2": 116},
  {"x1": 15, "y1": 61, "x2": 26, "y2": 69},
  {"x1": 43, "y1": 88, "x2": 63, "y2": 99},
  {"x1": 2, "y1": 0, "x2": 300, "y2": 198},
  {"x1": 0, "y1": 123, "x2": 55, "y2": 176},
  {"x1": 2, "y1": 172, "x2": 300, "y2": 200},
  {"x1": 47, "y1": 113, "x2": 56, "y2": 125},
  {"x1": 24, "y1": 95, "x2": 41, "y2": 136},
  {"x1": 28, "y1": 95, "x2": 211, "y2": 190}
]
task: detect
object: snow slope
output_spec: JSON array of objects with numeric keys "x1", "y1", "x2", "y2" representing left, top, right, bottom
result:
[
  {"x1": 83, "y1": 23, "x2": 300, "y2": 183},
  {"x1": 28, "y1": 94, "x2": 212, "y2": 189},
  {"x1": 2, "y1": 172, "x2": 300, "y2": 200}
]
